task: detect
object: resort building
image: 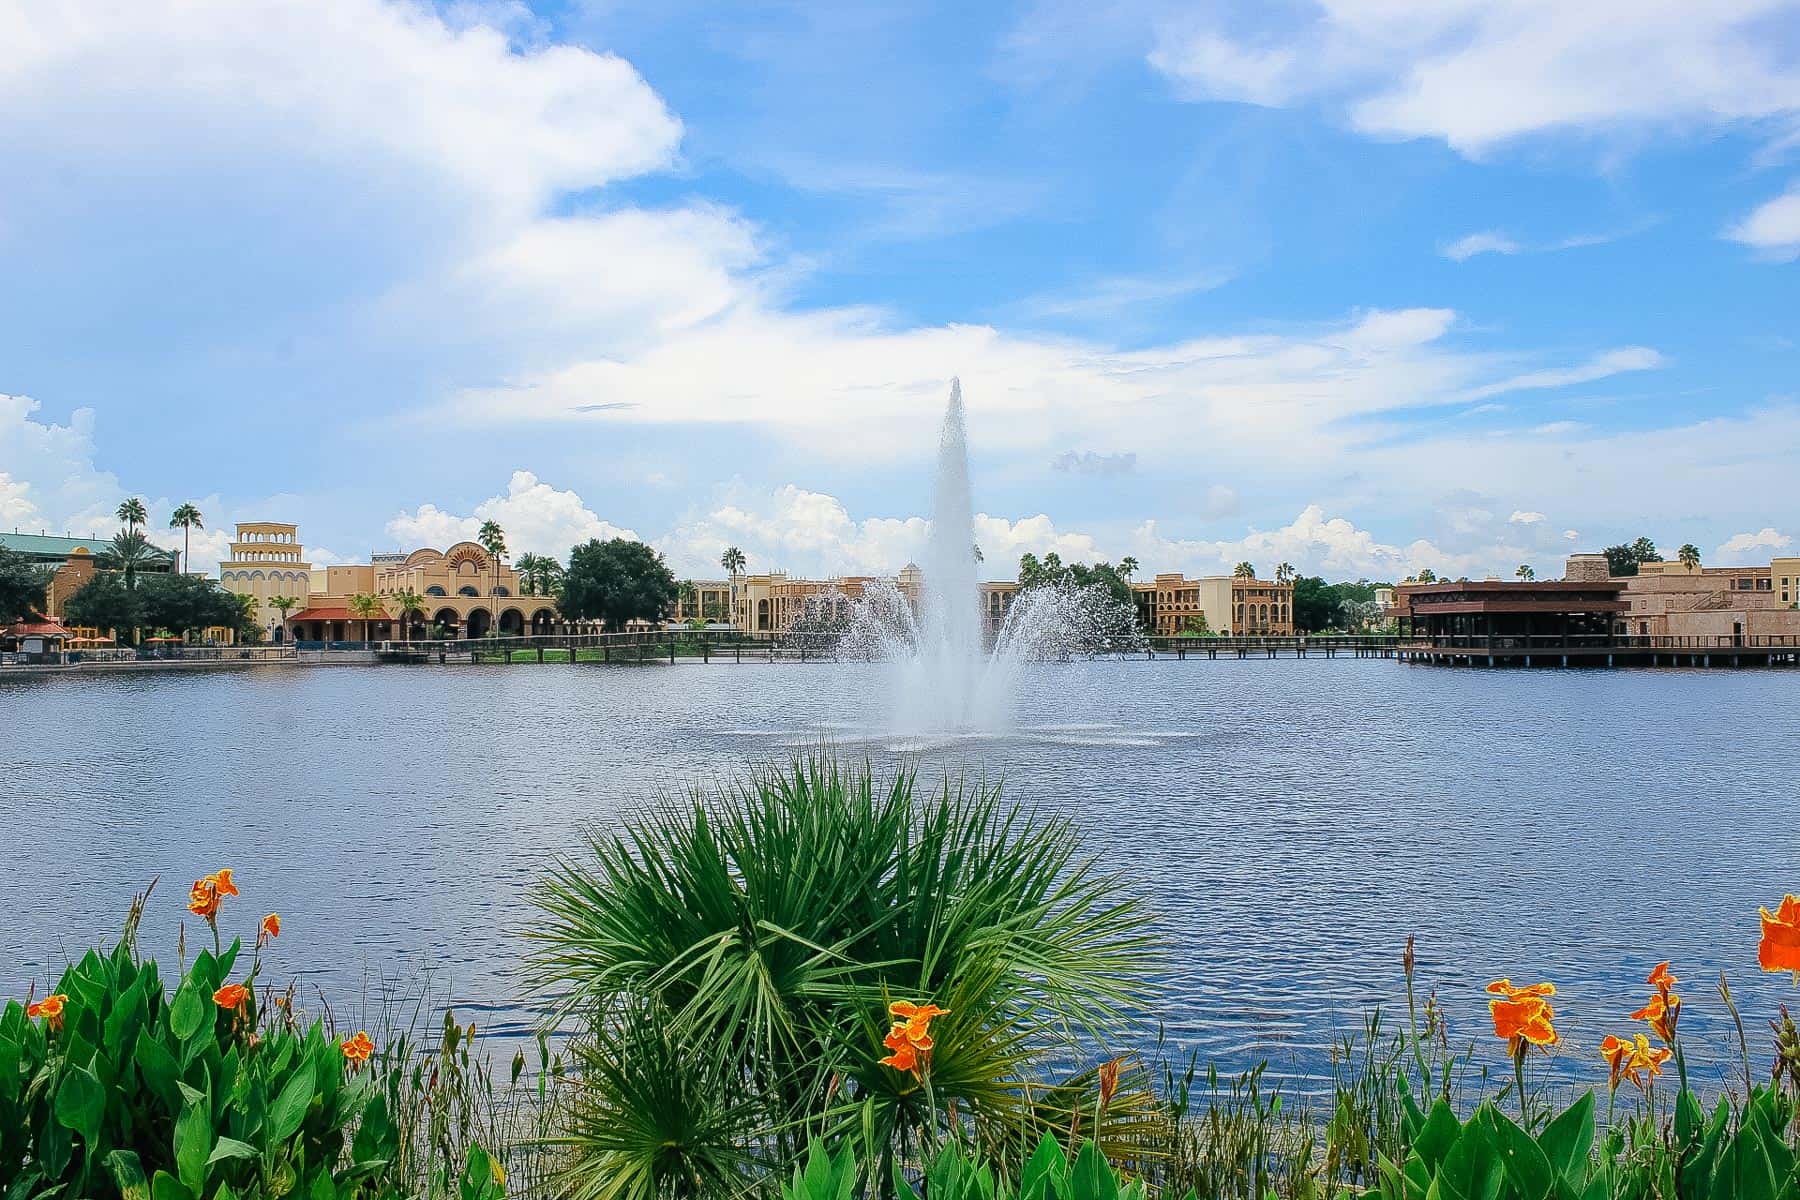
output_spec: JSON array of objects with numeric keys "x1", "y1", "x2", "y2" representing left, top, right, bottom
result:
[
  {"x1": 217, "y1": 522, "x2": 313, "y2": 640},
  {"x1": 1615, "y1": 557, "x2": 1800, "y2": 642},
  {"x1": 671, "y1": 580, "x2": 733, "y2": 624},
  {"x1": 1396, "y1": 575, "x2": 1628, "y2": 649},
  {"x1": 1131, "y1": 573, "x2": 1295, "y2": 636},
  {"x1": 4, "y1": 530, "x2": 179, "y2": 626},
  {"x1": 285, "y1": 541, "x2": 562, "y2": 643}
]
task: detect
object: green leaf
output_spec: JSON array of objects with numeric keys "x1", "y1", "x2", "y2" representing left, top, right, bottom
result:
[
  {"x1": 1435, "y1": 1115, "x2": 1503, "y2": 1200},
  {"x1": 1071, "y1": 1140, "x2": 1118, "y2": 1200},
  {"x1": 169, "y1": 984, "x2": 206, "y2": 1043},
  {"x1": 151, "y1": 1171, "x2": 195, "y2": 1200},
  {"x1": 135, "y1": 1033, "x2": 183, "y2": 1111},
  {"x1": 1482, "y1": 1106, "x2": 1553, "y2": 1200},
  {"x1": 206, "y1": 1137, "x2": 259, "y2": 1166},
  {"x1": 1021, "y1": 1133, "x2": 1067, "y2": 1199},
  {"x1": 174, "y1": 1098, "x2": 212, "y2": 1194},
  {"x1": 308, "y1": 1171, "x2": 338, "y2": 1200},
  {"x1": 1536, "y1": 1092, "x2": 1595, "y2": 1183},
  {"x1": 107, "y1": 1150, "x2": 151, "y2": 1200},
  {"x1": 1415, "y1": 1100, "x2": 1463, "y2": 1174},
  {"x1": 54, "y1": 1064, "x2": 107, "y2": 1145},
  {"x1": 267, "y1": 1061, "x2": 316, "y2": 1143}
]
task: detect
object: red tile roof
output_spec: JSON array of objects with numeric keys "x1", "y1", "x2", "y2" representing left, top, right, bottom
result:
[
  {"x1": 288, "y1": 606, "x2": 357, "y2": 622},
  {"x1": 4, "y1": 620, "x2": 71, "y2": 638}
]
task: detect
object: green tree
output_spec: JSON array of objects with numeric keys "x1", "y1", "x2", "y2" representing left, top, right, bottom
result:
[
  {"x1": 515, "y1": 552, "x2": 563, "y2": 597},
  {"x1": 1416, "y1": 568, "x2": 1438, "y2": 583},
  {"x1": 676, "y1": 578, "x2": 697, "y2": 620},
  {"x1": 1275, "y1": 561, "x2": 1296, "y2": 584},
  {"x1": 62, "y1": 574, "x2": 144, "y2": 644},
  {"x1": 477, "y1": 520, "x2": 507, "y2": 635},
  {"x1": 347, "y1": 592, "x2": 385, "y2": 644},
  {"x1": 1118, "y1": 555, "x2": 1138, "y2": 580},
  {"x1": 233, "y1": 592, "x2": 264, "y2": 642},
  {"x1": 0, "y1": 545, "x2": 49, "y2": 622},
  {"x1": 115, "y1": 497, "x2": 147, "y2": 533},
  {"x1": 1178, "y1": 613, "x2": 1211, "y2": 636},
  {"x1": 98, "y1": 529, "x2": 164, "y2": 593},
  {"x1": 1290, "y1": 575, "x2": 1339, "y2": 632},
  {"x1": 385, "y1": 587, "x2": 425, "y2": 643},
  {"x1": 1632, "y1": 536, "x2": 1662, "y2": 564},
  {"x1": 269, "y1": 595, "x2": 300, "y2": 633},
  {"x1": 561, "y1": 538, "x2": 680, "y2": 632},
  {"x1": 721, "y1": 545, "x2": 747, "y2": 629},
  {"x1": 1232, "y1": 561, "x2": 1256, "y2": 578},
  {"x1": 1516, "y1": 564, "x2": 1535, "y2": 581},
  {"x1": 168, "y1": 502, "x2": 203, "y2": 573},
  {"x1": 139, "y1": 573, "x2": 240, "y2": 639},
  {"x1": 1679, "y1": 543, "x2": 1701, "y2": 568},
  {"x1": 1604, "y1": 538, "x2": 1663, "y2": 577}
]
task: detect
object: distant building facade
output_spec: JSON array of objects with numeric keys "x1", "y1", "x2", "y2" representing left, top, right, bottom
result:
[
  {"x1": 285, "y1": 541, "x2": 562, "y2": 642},
  {"x1": 217, "y1": 522, "x2": 313, "y2": 640},
  {"x1": 1616, "y1": 557, "x2": 1800, "y2": 642},
  {"x1": 1132, "y1": 572, "x2": 1295, "y2": 636}
]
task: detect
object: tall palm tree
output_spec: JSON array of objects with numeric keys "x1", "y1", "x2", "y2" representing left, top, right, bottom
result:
[
  {"x1": 168, "y1": 503, "x2": 203, "y2": 573},
  {"x1": 721, "y1": 546, "x2": 746, "y2": 628},
  {"x1": 1232, "y1": 561, "x2": 1256, "y2": 578},
  {"x1": 347, "y1": 592, "x2": 385, "y2": 645},
  {"x1": 478, "y1": 520, "x2": 507, "y2": 637},
  {"x1": 516, "y1": 552, "x2": 553, "y2": 596},
  {"x1": 100, "y1": 529, "x2": 161, "y2": 592},
  {"x1": 676, "y1": 579, "x2": 698, "y2": 621},
  {"x1": 116, "y1": 497, "x2": 148, "y2": 533},
  {"x1": 386, "y1": 587, "x2": 425, "y2": 643},
  {"x1": 1516, "y1": 564, "x2": 1535, "y2": 581},
  {"x1": 1679, "y1": 543, "x2": 1701, "y2": 569},
  {"x1": 1119, "y1": 555, "x2": 1138, "y2": 580},
  {"x1": 1275, "y1": 562, "x2": 1295, "y2": 584},
  {"x1": 270, "y1": 594, "x2": 299, "y2": 638}
]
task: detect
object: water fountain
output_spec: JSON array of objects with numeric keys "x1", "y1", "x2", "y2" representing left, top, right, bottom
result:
[{"x1": 826, "y1": 379, "x2": 1142, "y2": 737}]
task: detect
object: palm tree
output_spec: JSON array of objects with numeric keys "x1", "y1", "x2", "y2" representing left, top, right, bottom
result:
[
  {"x1": 386, "y1": 587, "x2": 425, "y2": 643},
  {"x1": 347, "y1": 592, "x2": 385, "y2": 645},
  {"x1": 1118, "y1": 556, "x2": 1138, "y2": 580},
  {"x1": 516, "y1": 552, "x2": 560, "y2": 596},
  {"x1": 1275, "y1": 562, "x2": 1295, "y2": 584},
  {"x1": 100, "y1": 529, "x2": 161, "y2": 592},
  {"x1": 116, "y1": 497, "x2": 147, "y2": 533},
  {"x1": 1516, "y1": 564, "x2": 1535, "y2": 581},
  {"x1": 721, "y1": 546, "x2": 747, "y2": 629},
  {"x1": 1679, "y1": 543, "x2": 1701, "y2": 569},
  {"x1": 1417, "y1": 568, "x2": 1438, "y2": 583},
  {"x1": 1232, "y1": 561, "x2": 1256, "y2": 579},
  {"x1": 477, "y1": 520, "x2": 507, "y2": 637},
  {"x1": 168, "y1": 503, "x2": 203, "y2": 573},
  {"x1": 676, "y1": 579, "x2": 698, "y2": 621},
  {"x1": 269, "y1": 594, "x2": 299, "y2": 637},
  {"x1": 972, "y1": 543, "x2": 984, "y2": 564}
]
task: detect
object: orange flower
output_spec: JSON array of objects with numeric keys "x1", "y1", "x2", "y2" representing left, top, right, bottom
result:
[
  {"x1": 878, "y1": 1025, "x2": 919, "y2": 1074},
  {"x1": 1098, "y1": 1057, "x2": 1123, "y2": 1107},
  {"x1": 1760, "y1": 895, "x2": 1800, "y2": 979},
  {"x1": 211, "y1": 869, "x2": 238, "y2": 897},
  {"x1": 1647, "y1": 961, "x2": 1677, "y2": 992},
  {"x1": 213, "y1": 983, "x2": 250, "y2": 1010},
  {"x1": 1619, "y1": 1033, "x2": 1671, "y2": 1090},
  {"x1": 1631, "y1": 992, "x2": 1680, "y2": 1043},
  {"x1": 341, "y1": 1030, "x2": 375, "y2": 1063},
  {"x1": 1488, "y1": 979, "x2": 1558, "y2": 1054},
  {"x1": 25, "y1": 993, "x2": 68, "y2": 1031},
  {"x1": 258, "y1": 913, "x2": 281, "y2": 947},
  {"x1": 888, "y1": 1000, "x2": 948, "y2": 1049},
  {"x1": 1600, "y1": 1035, "x2": 1632, "y2": 1090},
  {"x1": 188, "y1": 878, "x2": 221, "y2": 920}
]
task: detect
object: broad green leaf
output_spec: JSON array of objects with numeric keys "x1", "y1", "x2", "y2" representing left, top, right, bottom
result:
[
  {"x1": 106, "y1": 1149, "x2": 150, "y2": 1200},
  {"x1": 207, "y1": 1136, "x2": 259, "y2": 1166},
  {"x1": 1483, "y1": 1106, "x2": 1553, "y2": 1200},
  {"x1": 169, "y1": 984, "x2": 206, "y2": 1043},
  {"x1": 1436, "y1": 1115, "x2": 1503, "y2": 1200},
  {"x1": 1536, "y1": 1092, "x2": 1595, "y2": 1183},
  {"x1": 54, "y1": 1064, "x2": 106, "y2": 1144},
  {"x1": 135, "y1": 1034, "x2": 183, "y2": 1111},
  {"x1": 267, "y1": 1061, "x2": 315, "y2": 1143},
  {"x1": 151, "y1": 1170, "x2": 195, "y2": 1200},
  {"x1": 1415, "y1": 1099, "x2": 1462, "y2": 1173},
  {"x1": 174, "y1": 1098, "x2": 212, "y2": 1194}
]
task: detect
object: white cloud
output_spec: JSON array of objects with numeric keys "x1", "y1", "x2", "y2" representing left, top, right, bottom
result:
[
  {"x1": 1050, "y1": 450, "x2": 1138, "y2": 476},
  {"x1": 0, "y1": 395, "x2": 126, "y2": 538},
  {"x1": 385, "y1": 470, "x2": 639, "y2": 558},
  {"x1": 1726, "y1": 181, "x2": 1800, "y2": 260},
  {"x1": 1715, "y1": 527, "x2": 1794, "y2": 562},
  {"x1": 1442, "y1": 231, "x2": 1522, "y2": 261},
  {"x1": 1509, "y1": 510, "x2": 1547, "y2": 524},
  {"x1": 1463, "y1": 347, "x2": 1664, "y2": 401},
  {"x1": 1530, "y1": 420, "x2": 1588, "y2": 435},
  {"x1": 1564, "y1": 529, "x2": 1581, "y2": 541},
  {"x1": 1148, "y1": 2, "x2": 1800, "y2": 157}
]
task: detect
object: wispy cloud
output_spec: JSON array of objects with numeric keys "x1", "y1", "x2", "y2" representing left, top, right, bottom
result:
[
  {"x1": 1726, "y1": 181, "x2": 1800, "y2": 261},
  {"x1": 1464, "y1": 347, "x2": 1665, "y2": 402},
  {"x1": 1012, "y1": 271, "x2": 1231, "y2": 321},
  {"x1": 1050, "y1": 449, "x2": 1138, "y2": 476},
  {"x1": 1441, "y1": 231, "x2": 1521, "y2": 261}
]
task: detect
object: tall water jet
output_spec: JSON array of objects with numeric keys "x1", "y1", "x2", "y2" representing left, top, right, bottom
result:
[{"x1": 816, "y1": 378, "x2": 1143, "y2": 737}]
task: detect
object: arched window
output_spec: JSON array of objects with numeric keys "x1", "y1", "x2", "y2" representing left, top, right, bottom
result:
[
  {"x1": 492, "y1": 586, "x2": 510, "y2": 597},
  {"x1": 426, "y1": 586, "x2": 447, "y2": 597},
  {"x1": 458, "y1": 586, "x2": 479, "y2": 597}
]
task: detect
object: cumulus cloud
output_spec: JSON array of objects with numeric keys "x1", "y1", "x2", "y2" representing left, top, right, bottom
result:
[
  {"x1": 1050, "y1": 450, "x2": 1138, "y2": 476},
  {"x1": 1148, "y1": 2, "x2": 1800, "y2": 157},
  {"x1": 1715, "y1": 527, "x2": 1794, "y2": 562},
  {"x1": 1509, "y1": 510, "x2": 1547, "y2": 524},
  {"x1": 1442, "y1": 231, "x2": 1522, "y2": 261},
  {"x1": 1726, "y1": 181, "x2": 1800, "y2": 260},
  {"x1": 385, "y1": 470, "x2": 639, "y2": 557}
]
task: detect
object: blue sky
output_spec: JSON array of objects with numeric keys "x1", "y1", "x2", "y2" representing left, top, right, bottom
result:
[{"x1": 2, "y1": 0, "x2": 1797, "y2": 580}]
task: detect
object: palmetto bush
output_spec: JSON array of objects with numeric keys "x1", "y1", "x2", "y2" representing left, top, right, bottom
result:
[{"x1": 529, "y1": 755, "x2": 1159, "y2": 1199}]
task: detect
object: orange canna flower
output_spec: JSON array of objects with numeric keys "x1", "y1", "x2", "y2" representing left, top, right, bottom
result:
[
  {"x1": 258, "y1": 913, "x2": 281, "y2": 946},
  {"x1": 1098, "y1": 1057, "x2": 1123, "y2": 1107},
  {"x1": 1600, "y1": 1035, "x2": 1633, "y2": 1090},
  {"x1": 341, "y1": 1030, "x2": 375, "y2": 1063},
  {"x1": 1760, "y1": 895, "x2": 1800, "y2": 980},
  {"x1": 879, "y1": 1025, "x2": 919, "y2": 1074},
  {"x1": 889, "y1": 1000, "x2": 949, "y2": 1048},
  {"x1": 188, "y1": 878, "x2": 221, "y2": 920},
  {"x1": 1488, "y1": 979, "x2": 1558, "y2": 1054},
  {"x1": 1647, "y1": 961, "x2": 1677, "y2": 992},
  {"x1": 1622, "y1": 1033, "x2": 1671, "y2": 1089},
  {"x1": 25, "y1": 993, "x2": 68, "y2": 1031},
  {"x1": 1631, "y1": 992, "x2": 1680, "y2": 1043},
  {"x1": 211, "y1": 869, "x2": 239, "y2": 897},
  {"x1": 213, "y1": 983, "x2": 250, "y2": 1010}
]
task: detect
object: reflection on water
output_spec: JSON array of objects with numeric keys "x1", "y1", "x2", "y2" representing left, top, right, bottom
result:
[{"x1": 2, "y1": 659, "x2": 1796, "y2": 1089}]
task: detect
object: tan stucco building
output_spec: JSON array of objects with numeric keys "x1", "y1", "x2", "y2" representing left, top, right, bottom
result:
[
  {"x1": 218, "y1": 522, "x2": 313, "y2": 640},
  {"x1": 1616, "y1": 557, "x2": 1800, "y2": 642},
  {"x1": 1133, "y1": 572, "x2": 1295, "y2": 636}
]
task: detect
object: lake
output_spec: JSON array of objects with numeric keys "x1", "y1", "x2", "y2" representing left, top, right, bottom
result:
[{"x1": 3, "y1": 658, "x2": 1796, "y2": 1090}]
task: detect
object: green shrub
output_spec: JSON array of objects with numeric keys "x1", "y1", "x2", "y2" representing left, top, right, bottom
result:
[
  {"x1": 2, "y1": 887, "x2": 508, "y2": 1200},
  {"x1": 781, "y1": 1134, "x2": 1197, "y2": 1200}
]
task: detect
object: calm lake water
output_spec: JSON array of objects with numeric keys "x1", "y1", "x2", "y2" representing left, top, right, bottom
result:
[{"x1": 3, "y1": 658, "x2": 1796, "y2": 1090}]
